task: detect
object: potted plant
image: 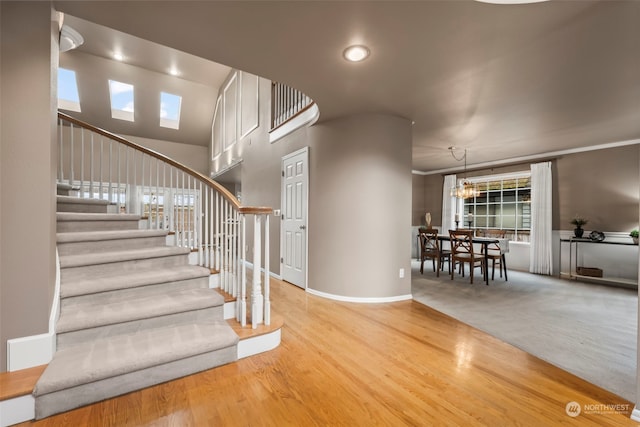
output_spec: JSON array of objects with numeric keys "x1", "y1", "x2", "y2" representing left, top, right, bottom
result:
[
  {"x1": 630, "y1": 229, "x2": 639, "y2": 245},
  {"x1": 570, "y1": 216, "x2": 588, "y2": 238}
]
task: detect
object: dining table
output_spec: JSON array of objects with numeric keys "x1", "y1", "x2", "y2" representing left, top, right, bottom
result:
[{"x1": 435, "y1": 234, "x2": 508, "y2": 286}]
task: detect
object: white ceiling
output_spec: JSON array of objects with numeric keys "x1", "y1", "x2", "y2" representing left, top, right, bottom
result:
[{"x1": 54, "y1": 0, "x2": 640, "y2": 173}]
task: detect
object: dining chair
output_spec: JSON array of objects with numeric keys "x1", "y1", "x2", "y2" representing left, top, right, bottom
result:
[
  {"x1": 479, "y1": 229, "x2": 508, "y2": 281},
  {"x1": 449, "y1": 229, "x2": 486, "y2": 284},
  {"x1": 419, "y1": 230, "x2": 451, "y2": 277}
]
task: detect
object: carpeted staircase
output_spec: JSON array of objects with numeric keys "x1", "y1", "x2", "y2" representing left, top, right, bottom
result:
[{"x1": 33, "y1": 183, "x2": 239, "y2": 419}]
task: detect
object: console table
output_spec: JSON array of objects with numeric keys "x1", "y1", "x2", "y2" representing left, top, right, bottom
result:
[{"x1": 559, "y1": 237, "x2": 638, "y2": 288}]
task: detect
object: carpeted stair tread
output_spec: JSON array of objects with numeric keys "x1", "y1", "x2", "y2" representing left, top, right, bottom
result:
[
  {"x1": 34, "y1": 320, "x2": 238, "y2": 396},
  {"x1": 56, "y1": 288, "x2": 224, "y2": 334},
  {"x1": 61, "y1": 265, "x2": 211, "y2": 298},
  {"x1": 59, "y1": 246, "x2": 191, "y2": 268},
  {"x1": 57, "y1": 229, "x2": 168, "y2": 243},
  {"x1": 57, "y1": 212, "x2": 141, "y2": 222},
  {"x1": 56, "y1": 195, "x2": 111, "y2": 206}
]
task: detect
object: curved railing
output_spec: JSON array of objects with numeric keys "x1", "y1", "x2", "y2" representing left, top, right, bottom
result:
[{"x1": 57, "y1": 112, "x2": 272, "y2": 328}]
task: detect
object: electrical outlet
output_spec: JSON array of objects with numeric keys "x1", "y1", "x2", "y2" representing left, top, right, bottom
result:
[
  {"x1": 273, "y1": 209, "x2": 281, "y2": 216},
  {"x1": 399, "y1": 268, "x2": 405, "y2": 278}
]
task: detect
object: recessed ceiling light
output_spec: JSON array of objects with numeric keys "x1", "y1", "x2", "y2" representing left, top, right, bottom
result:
[
  {"x1": 343, "y1": 45, "x2": 370, "y2": 62},
  {"x1": 113, "y1": 52, "x2": 124, "y2": 61}
]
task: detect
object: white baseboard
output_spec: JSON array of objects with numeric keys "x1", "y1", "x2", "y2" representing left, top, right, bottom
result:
[
  {"x1": 6, "y1": 333, "x2": 54, "y2": 372},
  {"x1": 237, "y1": 329, "x2": 281, "y2": 359},
  {"x1": 306, "y1": 288, "x2": 413, "y2": 303},
  {"x1": 631, "y1": 406, "x2": 640, "y2": 422},
  {"x1": 5, "y1": 250, "x2": 60, "y2": 372},
  {"x1": 0, "y1": 394, "x2": 34, "y2": 427},
  {"x1": 223, "y1": 301, "x2": 236, "y2": 320}
]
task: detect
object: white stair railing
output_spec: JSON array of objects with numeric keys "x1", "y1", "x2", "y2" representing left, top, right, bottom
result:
[
  {"x1": 270, "y1": 81, "x2": 314, "y2": 130},
  {"x1": 57, "y1": 112, "x2": 272, "y2": 328}
]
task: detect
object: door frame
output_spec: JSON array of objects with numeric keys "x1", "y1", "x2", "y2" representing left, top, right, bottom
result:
[{"x1": 280, "y1": 146, "x2": 309, "y2": 289}]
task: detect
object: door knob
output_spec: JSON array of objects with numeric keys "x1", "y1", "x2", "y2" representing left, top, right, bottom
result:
[{"x1": 299, "y1": 225, "x2": 306, "y2": 230}]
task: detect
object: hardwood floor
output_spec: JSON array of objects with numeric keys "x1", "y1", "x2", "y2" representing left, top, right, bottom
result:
[{"x1": 18, "y1": 278, "x2": 637, "y2": 426}]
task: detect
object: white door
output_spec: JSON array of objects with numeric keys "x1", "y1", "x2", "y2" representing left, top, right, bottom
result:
[{"x1": 281, "y1": 147, "x2": 308, "y2": 288}]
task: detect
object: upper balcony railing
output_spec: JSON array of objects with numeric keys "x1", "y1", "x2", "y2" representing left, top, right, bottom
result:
[
  {"x1": 270, "y1": 82, "x2": 315, "y2": 131},
  {"x1": 57, "y1": 112, "x2": 272, "y2": 329}
]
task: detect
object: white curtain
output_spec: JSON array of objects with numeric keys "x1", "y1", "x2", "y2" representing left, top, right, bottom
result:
[
  {"x1": 530, "y1": 162, "x2": 553, "y2": 274},
  {"x1": 442, "y1": 174, "x2": 457, "y2": 233}
]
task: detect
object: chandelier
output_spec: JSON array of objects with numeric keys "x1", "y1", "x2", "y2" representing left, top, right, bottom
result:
[{"x1": 449, "y1": 147, "x2": 478, "y2": 199}]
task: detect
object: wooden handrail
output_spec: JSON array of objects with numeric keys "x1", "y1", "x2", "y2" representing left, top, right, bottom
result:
[{"x1": 58, "y1": 112, "x2": 272, "y2": 215}]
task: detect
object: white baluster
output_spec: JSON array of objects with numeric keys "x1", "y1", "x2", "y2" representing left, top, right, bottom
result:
[
  {"x1": 155, "y1": 158, "x2": 159, "y2": 230},
  {"x1": 125, "y1": 146, "x2": 130, "y2": 213},
  {"x1": 58, "y1": 119, "x2": 64, "y2": 182},
  {"x1": 197, "y1": 181, "x2": 203, "y2": 265},
  {"x1": 264, "y1": 214, "x2": 270, "y2": 325},
  {"x1": 215, "y1": 193, "x2": 220, "y2": 272},
  {"x1": 252, "y1": 215, "x2": 263, "y2": 329},
  {"x1": 108, "y1": 139, "x2": 113, "y2": 203},
  {"x1": 239, "y1": 213, "x2": 247, "y2": 326},
  {"x1": 69, "y1": 123, "x2": 74, "y2": 186},
  {"x1": 89, "y1": 133, "x2": 94, "y2": 197},
  {"x1": 162, "y1": 163, "x2": 166, "y2": 230},
  {"x1": 169, "y1": 168, "x2": 174, "y2": 233},
  {"x1": 141, "y1": 154, "x2": 145, "y2": 218},
  {"x1": 99, "y1": 137, "x2": 104, "y2": 200},
  {"x1": 80, "y1": 128, "x2": 84, "y2": 198}
]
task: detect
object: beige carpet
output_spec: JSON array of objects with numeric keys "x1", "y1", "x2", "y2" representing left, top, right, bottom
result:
[{"x1": 411, "y1": 261, "x2": 637, "y2": 402}]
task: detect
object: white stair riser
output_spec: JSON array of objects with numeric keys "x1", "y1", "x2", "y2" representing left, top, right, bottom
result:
[
  {"x1": 57, "y1": 203, "x2": 109, "y2": 214},
  {"x1": 61, "y1": 276, "x2": 210, "y2": 309},
  {"x1": 34, "y1": 346, "x2": 237, "y2": 420},
  {"x1": 57, "y1": 219, "x2": 140, "y2": 233},
  {"x1": 61, "y1": 254, "x2": 189, "y2": 281},
  {"x1": 56, "y1": 305, "x2": 224, "y2": 349},
  {"x1": 57, "y1": 236, "x2": 167, "y2": 256}
]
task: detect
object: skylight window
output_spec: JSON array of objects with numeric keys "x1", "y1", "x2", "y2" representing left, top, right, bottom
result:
[
  {"x1": 108, "y1": 80, "x2": 134, "y2": 121},
  {"x1": 160, "y1": 92, "x2": 182, "y2": 130},
  {"x1": 58, "y1": 68, "x2": 81, "y2": 112}
]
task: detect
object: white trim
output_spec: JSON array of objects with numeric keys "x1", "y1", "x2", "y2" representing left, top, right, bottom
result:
[
  {"x1": 414, "y1": 138, "x2": 640, "y2": 176},
  {"x1": 237, "y1": 329, "x2": 281, "y2": 359},
  {"x1": 210, "y1": 158, "x2": 243, "y2": 180},
  {"x1": 223, "y1": 301, "x2": 235, "y2": 320},
  {"x1": 222, "y1": 72, "x2": 238, "y2": 151},
  {"x1": 269, "y1": 104, "x2": 319, "y2": 143},
  {"x1": 211, "y1": 96, "x2": 222, "y2": 160},
  {"x1": 6, "y1": 250, "x2": 60, "y2": 371},
  {"x1": 631, "y1": 407, "x2": 640, "y2": 422},
  {"x1": 306, "y1": 288, "x2": 413, "y2": 303},
  {"x1": 466, "y1": 170, "x2": 530, "y2": 183},
  {"x1": 239, "y1": 72, "x2": 260, "y2": 139},
  {"x1": 0, "y1": 394, "x2": 35, "y2": 427}
]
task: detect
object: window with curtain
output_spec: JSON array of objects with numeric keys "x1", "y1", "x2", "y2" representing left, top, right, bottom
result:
[{"x1": 461, "y1": 172, "x2": 531, "y2": 242}]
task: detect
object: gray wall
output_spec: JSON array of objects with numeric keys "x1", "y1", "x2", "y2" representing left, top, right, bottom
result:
[
  {"x1": 307, "y1": 114, "x2": 413, "y2": 298},
  {"x1": 211, "y1": 73, "x2": 412, "y2": 299},
  {"x1": 123, "y1": 134, "x2": 209, "y2": 175},
  {"x1": 0, "y1": 2, "x2": 58, "y2": 372},
  {"x1": 413, "y1": 144, "x2": 640, "y2": 233}
]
